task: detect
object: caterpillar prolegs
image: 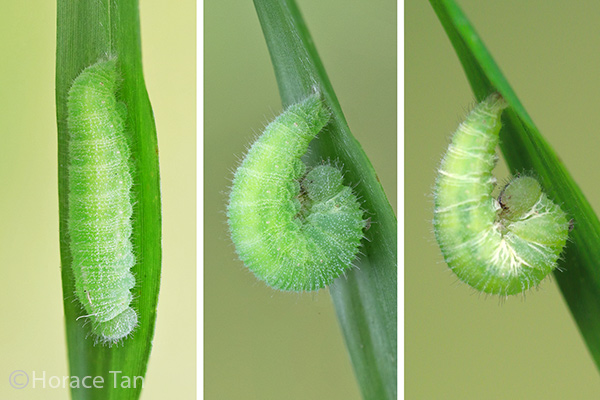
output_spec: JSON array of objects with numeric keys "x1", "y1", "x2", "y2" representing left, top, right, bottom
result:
[
  {"x1": 227, "y1": 94, "x2": 366, "y2": 291},
  {"x1": 67, "y1": 59, "x2": 137, "y2": 344},
  {"x1": 433, "y1": 93, "x2": 569, "y2": 295}
]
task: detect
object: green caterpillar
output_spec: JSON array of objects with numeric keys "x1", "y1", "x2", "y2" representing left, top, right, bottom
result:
[
  {"x1": 227, "y1": 94, "x2": 366, "y2": 291},
  {"x1": 67, "y1": 59, "x2": 137, "y2": 344},
  {"x1": 433, "y1": 93, "x2": 569, "y2": 295}
]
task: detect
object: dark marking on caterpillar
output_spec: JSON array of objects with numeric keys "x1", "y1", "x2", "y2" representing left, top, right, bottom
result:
[
  {"x1": 227, "y1": 94, "x2": 366, "y2": 291},
  {"x1": 67, "y1": 58, "x2": 137, "y2": 344},
  {"x1": 433, "y1": 93, "x2": 569, "y2": 295}
]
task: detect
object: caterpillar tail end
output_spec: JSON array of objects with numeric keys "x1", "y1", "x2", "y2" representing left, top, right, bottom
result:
[
  {"x1": 290, "y1": 93, "x2": 331, "y2": 132},
  {"x1": 92, "y1": 307, "x2": 138, "y2": 345},
  {"x1": 481, "y1": 92, "x2": 508, "y2": 112}
]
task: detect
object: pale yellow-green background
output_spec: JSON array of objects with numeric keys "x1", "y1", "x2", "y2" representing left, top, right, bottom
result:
[
  {"x1": 205, "y1": 0, "x2": 396, "y2": 399},
  {"x1": 0, "y1": 1, "x2": 195, "y2": 399},
  {"x1": 407, "y1": 1, "x2": 600, "y2": 399}
]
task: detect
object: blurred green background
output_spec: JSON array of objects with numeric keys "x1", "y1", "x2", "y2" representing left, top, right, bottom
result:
[
  {"x1": 0, "y1": 1, "x2": 195, "y2": 399},
  {"x1": 205, "y1": 0, "x2": 396, "y2": 399},
  {"x1": 407, "y1": 1, "x2": 600, "y2": 399}
]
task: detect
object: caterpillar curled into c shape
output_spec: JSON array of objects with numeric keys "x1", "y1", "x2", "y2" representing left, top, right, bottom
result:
[
  {"x1": 227, "y1": 94, "x2": 366, "y2": 291},
  {"x1": 67, "y1": 58, "x2": 137, "y2": 344},
  {"x1": 433, "y1": 93, "x2": 569, "y2": 295}
]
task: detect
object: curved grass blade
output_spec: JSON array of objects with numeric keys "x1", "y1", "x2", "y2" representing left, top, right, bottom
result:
[
  {"x1": 430, "y1": 0, "x2": 600, "y2": 372},
  {"x1": 253, "y1": 0, "x2": 397, "y2": 398},
  {"x1": 56, "y1": 0, "x2": 161, "y2": 398}
]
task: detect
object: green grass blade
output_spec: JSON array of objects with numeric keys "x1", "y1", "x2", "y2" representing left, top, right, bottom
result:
[
  {"x1": 253, "y1": 0, "x2": 397, "y2": 398},
  {"x1": 56, "y1": 0, "x2": 161, "y2": 398},
  {"x1": 430, "y1": 0, "x2": 600, "y2": 372}
]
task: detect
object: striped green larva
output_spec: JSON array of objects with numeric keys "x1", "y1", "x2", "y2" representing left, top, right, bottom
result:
[
  {"x1": 67, "y1": 58, "x2": 137, "y2": 344},
  {"x1": 227, "y1": 94, "x2": 366, "y2": 291},
  {"x1": 433, "y1": 93, "x2": 569, "y2": 295}
]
